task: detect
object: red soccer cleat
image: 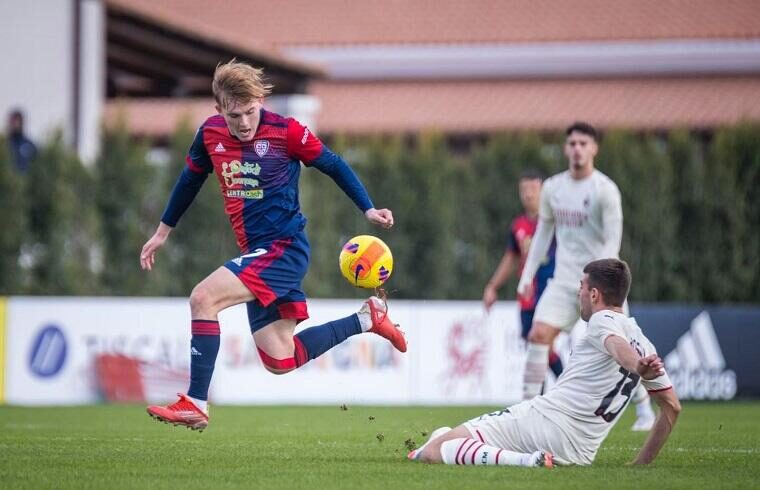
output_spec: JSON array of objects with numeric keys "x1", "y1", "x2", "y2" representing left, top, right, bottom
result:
[
  {"x1": 365, "y1": 296, "x2": 407, "y2": 353},
  {"x1": 147, "y1": 393, "x2": 208, "y2": 431}
]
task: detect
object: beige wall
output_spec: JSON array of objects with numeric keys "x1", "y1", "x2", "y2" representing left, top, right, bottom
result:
[{"x1": 0, "y1": 0, "x2": 104, "y2": 163}]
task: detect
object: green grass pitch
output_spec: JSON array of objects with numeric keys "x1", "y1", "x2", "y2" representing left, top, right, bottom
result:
[{"x1": 1, "y1": 402, "x2": 758, "y2": 489}]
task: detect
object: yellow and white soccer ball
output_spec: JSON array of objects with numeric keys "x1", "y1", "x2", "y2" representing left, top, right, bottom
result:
[{"x1": 339, "y1": 235, "x2": 393, "y2": 288}]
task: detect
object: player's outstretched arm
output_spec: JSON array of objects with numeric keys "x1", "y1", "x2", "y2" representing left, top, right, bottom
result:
[
  {"x1": 365, "y1": 208, "x2": 394, "y2": 229},
  {"x1": 308, "y1": 147, "x2": 390, "y2": 226},
  {"x1": 289, "y1": 120, "x2": 386, "y2": 225},
  {"x1": 605, "y1": 336, "x2": 666, "y2": 380},
  {"x1": 516, "y1": 218, "x2": 554, "y2": 296},
  {"x1": 632, "y1": 388, "x2": 681, "y2": 465},
  {"x1": 599, "y1": 182, "x2": 623, "y2": 258},
  {"x1": 517, "y1": 178, "x2": 554, "y2": 296},
  {"x1": 483, "y1": 250, "x2": 517, "y2": 311},
  {"x1": 141, "y1": 165, "x2": 209, "y2": 271},
  {"x1": 604, "y1": 336, "x2": 679, "y2": 464},
  {"x1": 140, "y1": 222, "x2": 173, "y2": 271}
]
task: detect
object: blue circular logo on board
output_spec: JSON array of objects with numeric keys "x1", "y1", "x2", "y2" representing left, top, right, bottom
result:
[{"x1": 28, "y1": 325, "x2": 67, "y2": 378}]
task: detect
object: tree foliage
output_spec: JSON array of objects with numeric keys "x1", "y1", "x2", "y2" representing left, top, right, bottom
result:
[
  {"x1": 1, "y1": 122, "x2": 758, "y2": 302},
  {"x1": 0, "y1": 137, "x2": 25, "y2": 293}
]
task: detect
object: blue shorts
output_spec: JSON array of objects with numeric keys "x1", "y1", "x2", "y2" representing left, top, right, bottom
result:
[{"x1": 224, "y1": 231, "x2": 310, "y2": 333}]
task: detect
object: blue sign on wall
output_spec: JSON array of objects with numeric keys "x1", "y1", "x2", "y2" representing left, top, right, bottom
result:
[
  {"x1": 28, "y1": 325, "x2": 67, "y2": 378},
  {"x1": 631, "y1": 305, "x2": 760, "y2": 399}
]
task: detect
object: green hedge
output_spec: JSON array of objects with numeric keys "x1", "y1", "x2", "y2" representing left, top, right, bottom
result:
[{"x1": 1, "y1": 123, "x2": 758, "y2": 302}]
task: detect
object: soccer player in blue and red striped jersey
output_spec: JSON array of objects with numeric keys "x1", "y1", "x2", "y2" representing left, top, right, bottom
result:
[
  {"x1": 482, "y1": 171, "x2": 563, "y2": 380},
  {"x1": 142, "y1": 60, "x2": 405, "y2": 430}
]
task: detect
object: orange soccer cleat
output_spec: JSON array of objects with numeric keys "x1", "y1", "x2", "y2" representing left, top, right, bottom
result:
[
  {"x1": 535, "y1": 451, "x2": 554, "y2": 469},
  {"x1": 147, "y1": 393, "x2": 208, "y2": 431},
  {"x1": 364, "y1": 296, "x2": 407, "y2": 353}
]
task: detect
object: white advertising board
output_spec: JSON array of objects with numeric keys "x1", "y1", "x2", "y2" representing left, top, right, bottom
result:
[{"x1": 3, "y1": 297, "x2": 573, "y2": 406}]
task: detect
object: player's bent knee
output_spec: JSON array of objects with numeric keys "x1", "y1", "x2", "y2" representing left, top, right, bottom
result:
[
  {"x1": 526, "y1": 328, "x2": 543, "y2": 343},
  {"x1": 189, "y1": 285, "x2": 215, "y2": 315},
  {"x1": 261, "y1": 365, "x2": 294, "y2": 375},
  {"x1": 527, "y1": 323, "x2": 556, "y2": 344},
  {"x1": 257, "y1": 346, "x2": 298, "y2": 374}
]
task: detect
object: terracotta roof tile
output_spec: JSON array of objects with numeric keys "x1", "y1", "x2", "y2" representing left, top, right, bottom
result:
[
  {"x1": 106, "y1": 77, "x2": 760, "y2": 135},
  {"x1": 311, "y1": 78, "x2": 760, "y2": 132},
  {"x1": 107, "y1": 0, "x2": 760, "y2": 48},
  {"x1": 105, "y1": 99, "x2": 213, "y2": 136},
  {"x1": 106, "y1": 0, "x2": 318, "y2": 75}
]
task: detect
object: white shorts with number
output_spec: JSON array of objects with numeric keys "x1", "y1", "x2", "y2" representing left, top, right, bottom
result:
[
  {"x1": 533, "y1": 280, "x2": 581, "y2": 332},
  {"x1": 463, "y1": 400, "x2": 591, "y2": 466}
]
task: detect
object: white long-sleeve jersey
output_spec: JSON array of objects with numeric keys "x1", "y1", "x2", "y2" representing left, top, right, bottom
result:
[{"x1": 519, "y1": 169, "x2": 623, "y2": 290}]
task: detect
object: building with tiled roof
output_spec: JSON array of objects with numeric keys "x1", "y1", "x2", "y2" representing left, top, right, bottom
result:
[
  {"x1": 107, "y1": 0, "x2": 760, "y2": 46},
  {"x1": 104, "y1": 0, "x2": 760, "y2": 137},
  {"x1": 5, "y1": 1, "x2": 760, "y2": 160}
]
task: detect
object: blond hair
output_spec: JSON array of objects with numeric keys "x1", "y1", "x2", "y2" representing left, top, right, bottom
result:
[{"x1": 212, "y1": 59, "x2": 273, "y2": 110}]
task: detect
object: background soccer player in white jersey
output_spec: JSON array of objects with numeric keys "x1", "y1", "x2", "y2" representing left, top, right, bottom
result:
[
  {"x1": 515, "y1": 122, "x2": 655, "y2": 431},
  {"x1": 409, "y1": 259, "x2": 681, "y2": 467}
]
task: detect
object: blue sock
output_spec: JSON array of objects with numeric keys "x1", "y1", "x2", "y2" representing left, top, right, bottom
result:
[
  {"x1": 187, "y1": 320, "x2": 220, "y2": 401},
  {"x1": 293, "y1": 314, "x2": 362, "y2": 366}
]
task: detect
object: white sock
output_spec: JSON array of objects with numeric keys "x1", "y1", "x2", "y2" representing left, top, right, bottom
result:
[
  {"x1": 408, "y1": 427, "x2": 451, "y2": 460},
  {"x1": 188, "y1": 395, "x2": 208, "y2": 413},
  {"x1": 357, "y1": 309, "x2": 372, "y2": 332},
  {"x1": 357, "y1": 297, "x2": 384, "y2": 332},
  {"x1": 440, "y1": 438, "x2": 535, "y2": 466},
  {"x1": 523, "y1": 343, "x2": 550, "y2": 400},
  {"x1": 633, "y1": 386, "x2": 654, "y2": 418}
]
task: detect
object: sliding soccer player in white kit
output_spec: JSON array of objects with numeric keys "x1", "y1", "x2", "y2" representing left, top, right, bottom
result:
[{"x1": 409, "y1": 259, "x2": 681, "y2": 467}]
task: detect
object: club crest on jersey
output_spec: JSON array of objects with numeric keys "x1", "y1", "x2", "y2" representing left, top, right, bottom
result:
[{"x1": 254, "y1": 140, "x2": 269, "y2": 157}]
